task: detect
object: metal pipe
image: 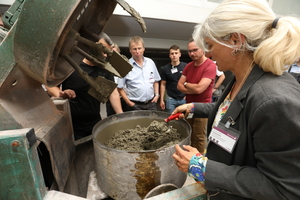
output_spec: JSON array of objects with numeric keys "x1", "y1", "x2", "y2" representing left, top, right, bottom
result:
[
  {"x1": 63, "y1": 54, "x2": 99, "y2": 89},
  {"x1": 74, "y1": 46, "x2": 106, "y2": 67}
]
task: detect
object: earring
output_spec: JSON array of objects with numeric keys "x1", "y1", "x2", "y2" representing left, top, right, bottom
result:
[{"x1": 231, "y1": 48, "x2": 239, "y2": 56}]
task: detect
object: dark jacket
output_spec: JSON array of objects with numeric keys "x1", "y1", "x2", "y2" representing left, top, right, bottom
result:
[{"x1": 194, "y1": 65, "x2": 300, "y2": 200}]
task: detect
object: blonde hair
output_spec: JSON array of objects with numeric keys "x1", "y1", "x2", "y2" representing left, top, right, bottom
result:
[
  {"x1": 129, "y1": 36, "x2": 144, "y2": 48},
  {"x1": 193, "y1": 0, "x2": 300, "y2": 75}
]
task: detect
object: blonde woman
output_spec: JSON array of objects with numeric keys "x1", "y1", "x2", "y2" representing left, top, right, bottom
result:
[{"x1": 172, "y1": 0, "x2": 300, "y2": 199}]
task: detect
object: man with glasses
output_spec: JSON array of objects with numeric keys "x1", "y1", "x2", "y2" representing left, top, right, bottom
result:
[{"x1": 177, "y1": 39, "x2": 216, "y2": 154}]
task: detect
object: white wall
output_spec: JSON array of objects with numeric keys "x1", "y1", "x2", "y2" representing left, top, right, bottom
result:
[
  {"x1": 115, "y1": 0, "x2": 299, "y2": 22},
  {"x1": 110, "y1": 0, "x2": 219, "y2": 49},
  {"x1": 114, "y1": 0, "x2": 218, "y2": 24},
  {"x1": 0, "y1": 0, "x2": 15, "y2": 5},
  {"x1": 110, "y1": 36, "x2": 190, "y2": 50}
]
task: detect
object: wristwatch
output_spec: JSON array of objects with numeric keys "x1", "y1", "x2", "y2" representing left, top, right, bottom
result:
[{"x1": 184, "y1": 82, "x2": 188, "y2": 87}]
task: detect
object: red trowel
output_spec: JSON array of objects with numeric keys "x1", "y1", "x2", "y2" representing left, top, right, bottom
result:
[{"x1": 163, "y1": 113, "x2": 183, "y2": 133}]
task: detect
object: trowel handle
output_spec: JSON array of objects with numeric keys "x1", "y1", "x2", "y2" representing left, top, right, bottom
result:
[{"x1": 164, "y1": 113, "x2": 183, "y2": 122}]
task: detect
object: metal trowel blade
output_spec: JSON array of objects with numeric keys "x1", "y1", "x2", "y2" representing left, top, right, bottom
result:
[
  {"x1": 88, "y1": 76, "x2": 117, "y2": 103},
  {"x1": 107, "y1": 51, "x2": 133, "y2": 77}
]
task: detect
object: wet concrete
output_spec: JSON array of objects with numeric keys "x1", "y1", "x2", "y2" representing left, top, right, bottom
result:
[{"x1": 104, "y1": 120, "x2": 184, "y2": 151}]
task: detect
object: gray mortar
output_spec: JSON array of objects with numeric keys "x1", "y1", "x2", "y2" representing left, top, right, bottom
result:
[{"x1": 104, "y1": 120, "x2": 184, "y2": 151}]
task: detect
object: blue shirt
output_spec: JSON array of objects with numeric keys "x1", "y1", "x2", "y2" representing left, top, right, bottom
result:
[
  {"x1": 288, "y1": 64, "x2": 300, "y2": 73},
  {"x1": 118, "y1": 57, "x2": 161, "y2": 102}
]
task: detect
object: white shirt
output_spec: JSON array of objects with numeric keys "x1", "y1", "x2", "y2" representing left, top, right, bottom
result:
[
  {"x1": 117, "y1": 57, "x2": 161, "y2": 102},
  {"x1": 288, "y1": 64, "x2": 300, "y2": 73}
]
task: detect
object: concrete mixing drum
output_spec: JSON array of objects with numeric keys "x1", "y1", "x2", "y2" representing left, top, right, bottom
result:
[{"x1": 92, "y1": 110, "x2": 191, "y2": 200}]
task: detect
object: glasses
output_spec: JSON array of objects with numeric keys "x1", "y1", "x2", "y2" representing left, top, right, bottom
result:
[{"x1": 188, "y1": 48, "x2": 199, "y2": 53}]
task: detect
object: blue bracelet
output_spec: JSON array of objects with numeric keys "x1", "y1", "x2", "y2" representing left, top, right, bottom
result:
[
  {"x1": 191, "y1": 102, "x2": 195, "y2": 113},
  {"x1": 188, "y1": 154, "x2": 207, "y2": 183}
]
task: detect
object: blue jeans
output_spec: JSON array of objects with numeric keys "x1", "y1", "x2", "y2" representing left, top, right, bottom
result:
[{"x1": 165, "y1": 95, "x2": 186, "y2": 113}]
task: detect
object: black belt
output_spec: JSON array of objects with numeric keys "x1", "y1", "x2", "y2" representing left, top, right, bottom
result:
[{"x1": 131, "y1": 99, "x2": 152, "y2": 104}]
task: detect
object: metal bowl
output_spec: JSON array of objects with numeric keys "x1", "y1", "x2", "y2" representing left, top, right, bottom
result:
[{"x1": 92, "y1": 110, "x2": 191, "y2": 200}]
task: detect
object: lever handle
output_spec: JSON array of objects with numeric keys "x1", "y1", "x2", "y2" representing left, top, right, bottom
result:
[{"x1": 164, "y1": 113, "x2": 183, "y2": 122}]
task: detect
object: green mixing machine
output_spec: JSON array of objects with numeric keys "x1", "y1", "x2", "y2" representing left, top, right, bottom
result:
[
  {"x1": 0, "y1": 0, "x2": 206, "y2": 199},
  {"x1": 0, "y1": 0, "x2": 143, "y2": 199}
]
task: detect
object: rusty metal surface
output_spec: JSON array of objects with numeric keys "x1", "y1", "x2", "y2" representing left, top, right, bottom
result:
[
  {"x1": 0, "y1": 0, "x2": 148, "y2": 197},
  {"x1": 0, "y1": 64, "x2": 75, "y2": 191},
  {"x1": 13, "y1": 0, "x2": 81, "y2": 85},
  {"x1": 0, "y1": 66, "x2": 58, "y2": 131},
  {"x1": 13, "y1": 0, "x2": 120, "y2": 87},
  {"x1": 40, "y1": 111, "x2": 75, "y2": 191},
  {"x1": 93, "y1": 111, "x2": 191, "y2": 200},
  {"x1": 115, "y1": 0, "x2": 146, "y2": 33}
]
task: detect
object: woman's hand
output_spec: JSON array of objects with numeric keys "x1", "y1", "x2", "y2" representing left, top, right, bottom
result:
[
  {"x1": 172, "y1": 144, "x2": 199, "y2": 172},
  {"x1": 171, "y1": 103, "x2": 194, "y2": 119},
  {"x1": 173, "y1": 144, "x2": 208, "y2": 183}
]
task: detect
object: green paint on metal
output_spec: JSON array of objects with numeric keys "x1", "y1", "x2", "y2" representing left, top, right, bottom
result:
[
  {"x1": 0, "y1": 128, "x2": 46, "y2": 200},
  {"x1": 14, "y1": 0, "x2": 80, "y2": 83},
  {"x1": 0, "y1": 22, "x2": 16, "y2": 85},
  {"x1": 2, "y1": 0, "x2": 25, "y2": 28}
]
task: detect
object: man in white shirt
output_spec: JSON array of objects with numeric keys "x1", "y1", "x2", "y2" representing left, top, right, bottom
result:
[
  {"x1": 287, "y1": 57, "x2": 300, "y2": 73},
  {"x1": 117, "y1": 36, "x2": 161, "y2": 111}
]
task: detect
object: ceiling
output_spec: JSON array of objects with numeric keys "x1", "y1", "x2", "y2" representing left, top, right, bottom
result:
[
  {"x1": 104, "y1": 14, "x2": 197, "y2": 42},
  {"x1": 103, "y1": 14, "x2": 197, "y2": 65}
]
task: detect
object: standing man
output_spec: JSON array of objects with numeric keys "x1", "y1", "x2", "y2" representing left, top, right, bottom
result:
[
  {"x1": 117, "y1": 36, "x2": 161, "y2": 111},
  {"x1": 177, "y1": 39, "x2": 216, "y2": 154},
  {"x1": 286, "y1": 57, "x2": 300, "y2": 83},
  {"x1": 206, "y1": 51, "x2": 226, "y2": 101},
  {"x1": 287, "y1": 57, "x2": 300, "y2": 73},
  {"x1": 212, "y1": 68, "x2": 226, "y2": 102},
  {"x1": 160, "y1": 45, "x2": 187, "y2": 113},
  {"x1": 46, "y1": 33, "x2": 123, "y2": 140},
  {"x1": 106, "y1": 43, "x2": 128, "y2": 116}
]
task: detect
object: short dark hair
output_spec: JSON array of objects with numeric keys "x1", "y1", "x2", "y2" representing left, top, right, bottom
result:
[
  {"x1": 170, "y1": 45, "x2": 180, "y2": 51},
  {"x1": 188, "y1": 37, "x2": 194, "y2": 43},
  {"x1": 99, "y1": 32, "x2": 113, "y2": 46}
]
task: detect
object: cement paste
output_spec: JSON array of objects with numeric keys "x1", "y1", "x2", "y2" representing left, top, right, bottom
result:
[{"x1": 104, "y1": 120, "x2": 184, "y2": 151}]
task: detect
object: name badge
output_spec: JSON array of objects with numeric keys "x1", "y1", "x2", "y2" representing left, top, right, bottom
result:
[
  {"x1": 209, "y1": 124, "x2": 240, "y2": 153},
  {"x1": 171, "y1": 67, "x2": 178, "y2": 74},
  {"x1": 186, "y1": 112, "x2": 194, "y2": 119}
]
